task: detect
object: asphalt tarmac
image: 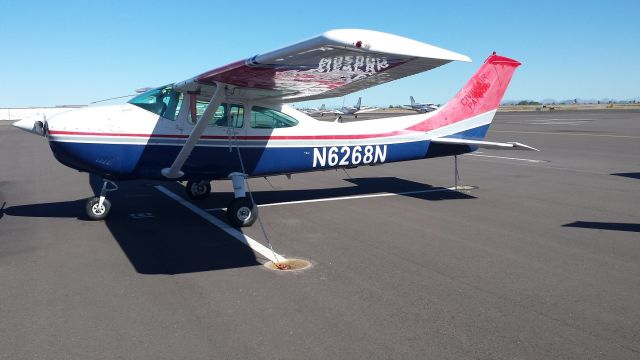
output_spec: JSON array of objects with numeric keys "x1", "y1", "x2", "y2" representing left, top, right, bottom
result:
[{"x1": 1, "y1": 110, "x2": 639, "y2": 359}]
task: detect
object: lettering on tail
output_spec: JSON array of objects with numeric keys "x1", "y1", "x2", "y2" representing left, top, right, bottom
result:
[{"x1": 460, "y1": 73, "x2": 490, "y2": 110}]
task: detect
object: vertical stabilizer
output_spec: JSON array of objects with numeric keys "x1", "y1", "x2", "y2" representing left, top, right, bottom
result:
[{"x1": 408, "y1": 53, "x2": 521, "y2": 132}]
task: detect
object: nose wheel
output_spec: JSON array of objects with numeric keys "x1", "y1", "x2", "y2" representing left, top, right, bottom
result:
[
  {"x1": 85, "y1": 180, "x2": 118, "y2": 220},
  {"x1": 86, "y1": 197, "x2": 111, "y2": 220}
]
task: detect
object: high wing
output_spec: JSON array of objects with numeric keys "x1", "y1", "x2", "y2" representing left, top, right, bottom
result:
[{"x1": 174, "y1": 29, "x2": 470, "y2": 103}]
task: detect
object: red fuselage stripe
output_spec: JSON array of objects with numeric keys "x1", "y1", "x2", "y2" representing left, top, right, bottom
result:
[{"x1": 47, "y1": 129, "x2": 416, "y2": 140}]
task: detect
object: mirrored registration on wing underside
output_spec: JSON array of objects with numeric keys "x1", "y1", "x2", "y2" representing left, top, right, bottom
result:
[{"x1": 197, "y1": 47, "x2": 415, "y2": 101}]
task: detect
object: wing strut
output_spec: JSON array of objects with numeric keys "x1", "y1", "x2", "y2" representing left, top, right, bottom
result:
[{"x1": 161, "y1": 83, "x2": 225, "y2": 179}]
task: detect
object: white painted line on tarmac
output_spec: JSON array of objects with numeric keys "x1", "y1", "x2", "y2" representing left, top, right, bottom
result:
[
  {"x1": 527, "y1": 121, "x2": 585, "y2": 125},
  {"x1": 492, "y1": 130, "x2": 640, "y2": 139},
  {"x1": 155, "y1": 185, "x2": 285, "y2": 263},
  {"x1": 529, "y1": 118, "x2": 598, "y2": 122},
  {"x1": 504, "y1": 119, "x2": 593, "y2": 125},
  {"x1": 205, "y1": 187, "x2": 456, "y2": 212},
  {"x1": 464, "y1": 153, "x2": 546, "y2": 163}
]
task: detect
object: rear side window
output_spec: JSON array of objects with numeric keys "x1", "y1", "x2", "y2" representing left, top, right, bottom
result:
[{"x1": 250, "y1": 106, "x2": 298, "y2": 129}]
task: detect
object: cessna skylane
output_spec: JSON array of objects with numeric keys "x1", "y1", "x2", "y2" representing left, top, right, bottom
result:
[{"x1": 13, "y1": 29, "x2": 535, "y2": 227}]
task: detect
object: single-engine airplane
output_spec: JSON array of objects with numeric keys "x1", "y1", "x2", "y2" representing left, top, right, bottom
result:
[{"x1": 13, "y1": 29, "x2": 536, "y2": 227}]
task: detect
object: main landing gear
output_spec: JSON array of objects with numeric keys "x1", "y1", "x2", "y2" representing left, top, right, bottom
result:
[
  {"x1": 86, "y1": 180, "x2": 118, "y2": 220},
  {"x1": 183, "y1": 175, "x2": 257, "y2": 228},
  {"x1": 226, "y1": 172, "x2": 257, "y2": 228},
  {"x1": 185, "y1": 180, "x2": 211, "y2": 200},
  {"x1": 85, "y1": 176, "x2": 256, "y2": 226}
]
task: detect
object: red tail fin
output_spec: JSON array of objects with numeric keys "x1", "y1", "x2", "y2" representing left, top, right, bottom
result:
[{"x1": 408, "y1": 53, "x2": 521, "y2": 132}]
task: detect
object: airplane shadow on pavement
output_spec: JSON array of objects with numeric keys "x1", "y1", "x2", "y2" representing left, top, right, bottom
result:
[
  {"x1": 86, "y1": 174, "x2": 261, "y2": 275},
  {"x1": 563, "y1": 221, "x2": 640, "y2": 233},
  {"x1": 195, "y1": 176, "x2": 476, "y2": 209},
  {"x1": 611, "y1": 172, "x2": 640, "y2": 180},
  {"x1": 3, "y1": 199, "x2": 86, "y2": 219},
  {"x1": 2, "y1": 174, "x2": 475, "y2": 275},
  {"x1": 2, "y1": 175, "x2": 261, "y2": 275}
]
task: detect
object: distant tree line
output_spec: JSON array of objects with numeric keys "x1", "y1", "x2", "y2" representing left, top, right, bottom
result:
[{"x1": 516, "y1": 100, "x2": 542, "y2": 106}]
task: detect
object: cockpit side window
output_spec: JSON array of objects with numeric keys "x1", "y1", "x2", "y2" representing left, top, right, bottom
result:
[
  {"x1": 210, "y1": 104, "x2": 244, "y2": 128},
  {"x1": 250, "y1": 106, "x2": 298, "y2": 128},
  {"x1": 130, "y1": 86, "x2": 246, "y2": 128},
  {"x1": 188, "y1": 102, "x2": 244, "y2": 128},
  {"x1": 129, "y1": 85, "x2": 182, "y2": 121}
]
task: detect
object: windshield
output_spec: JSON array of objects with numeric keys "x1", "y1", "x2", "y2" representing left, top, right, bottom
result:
[{"x1": 129, "y1": 85, "x2": 182, "y2": 120}]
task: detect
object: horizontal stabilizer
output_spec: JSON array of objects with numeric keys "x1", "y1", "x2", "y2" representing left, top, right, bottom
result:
[{"x1": 431, "y1": 138, "x2": 539, "y2": 151}]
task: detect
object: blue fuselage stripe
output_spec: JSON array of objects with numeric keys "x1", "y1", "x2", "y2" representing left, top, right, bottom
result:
[{"x1": 48, "y1": 124, "x2": 489, "y2": 180}]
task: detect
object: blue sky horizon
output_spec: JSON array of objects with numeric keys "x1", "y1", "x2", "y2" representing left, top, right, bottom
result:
[{"x1": 1, "y1": 0, "x2": 638, "y2": 108}]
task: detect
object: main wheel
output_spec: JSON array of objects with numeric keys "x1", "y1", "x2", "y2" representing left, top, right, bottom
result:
[
  {"x1": 186, "y1": 180, "x2": 211, "y2": 200},
  {"x1": 226, "y1": 197, "x2": 258, "y2": 227},
  {"x1": 85, "y1": 197, "x2": 111, "y2": 220}
]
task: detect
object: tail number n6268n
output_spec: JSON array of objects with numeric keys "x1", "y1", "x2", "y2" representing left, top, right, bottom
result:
[{"x1": 312, "y1": 145, "x2": 387, "y2": 168}]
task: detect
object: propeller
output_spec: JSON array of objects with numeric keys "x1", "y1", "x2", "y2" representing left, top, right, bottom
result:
[{"x1": 12, "y1": 86, "x2": 154, "y2": 136}]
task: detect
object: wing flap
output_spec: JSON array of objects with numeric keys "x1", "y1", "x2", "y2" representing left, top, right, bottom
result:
[
  {"x1": 178, "y1": 29, "x2": 470, "y2": 102},
  {"x1": 431, "y1": 138, "x2": 539, "y2": 151}
]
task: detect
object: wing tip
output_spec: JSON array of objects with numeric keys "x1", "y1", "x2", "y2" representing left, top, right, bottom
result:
[{"x1": 321, "y1": 29, "x2": 471, "y2": 62}]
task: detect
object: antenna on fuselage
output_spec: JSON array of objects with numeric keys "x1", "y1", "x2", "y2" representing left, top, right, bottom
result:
[
  {"x1": 90, "y1": 86, "x2": 156, "y2": 104},
  {"x1": 90, "y1": 94, "x2": 137, "y2": 104}
]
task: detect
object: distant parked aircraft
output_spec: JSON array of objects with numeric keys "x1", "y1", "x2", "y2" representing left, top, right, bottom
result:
[
  {"x1": 405, "y1": 96, "x2": 439, "y2": 113},
  {"x1": 301, "y1": 104, "x2": 332, "y2": 117},
  {"x1": 333, "y1": 97, "x2": 378, "y2": 118}
]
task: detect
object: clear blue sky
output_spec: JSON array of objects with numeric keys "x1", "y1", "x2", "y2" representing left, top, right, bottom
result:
[{"x1": 1, "y1": 0, "x2": 638, "y2": 108}]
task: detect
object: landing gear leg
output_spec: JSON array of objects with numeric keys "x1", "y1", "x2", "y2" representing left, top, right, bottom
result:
[
  {"x1": 185, "y1": 180, "x2": 211, "y2": 200},
  {"x1": 226, "y1": 172, "x2": 257, "y2": 227},
  {"x1": 86, "y1": 179, "x2": 118, "y2": 220}
]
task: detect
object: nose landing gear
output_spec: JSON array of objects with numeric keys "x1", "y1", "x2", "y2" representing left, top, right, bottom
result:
[{"x1": 85, "y1": 180, "x2": 118, "y2": 220}]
